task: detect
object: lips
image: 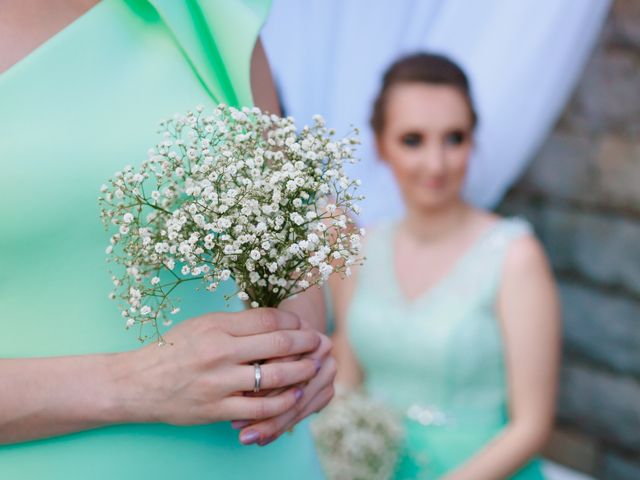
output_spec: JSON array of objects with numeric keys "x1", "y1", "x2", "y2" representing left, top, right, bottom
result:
[{"x1": 421, "y1": 178, "x2": 446, "y2": 189}]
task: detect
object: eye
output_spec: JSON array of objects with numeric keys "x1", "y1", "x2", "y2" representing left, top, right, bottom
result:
[
  {"x1": 444, "y1": 130, "x2": 466, "y2": 146},
  {"x1": 401, "y1": 133, "x2": 422, "y2": 147}
]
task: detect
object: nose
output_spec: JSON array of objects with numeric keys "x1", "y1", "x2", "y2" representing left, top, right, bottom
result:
[{"x1": 422, "y1": 143, "x2": 446, "y2": 176}]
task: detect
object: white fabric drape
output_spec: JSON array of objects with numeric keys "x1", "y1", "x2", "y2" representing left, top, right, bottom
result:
[{"x1": 262, "y1": 0, "x2": 611, "y2": 226}]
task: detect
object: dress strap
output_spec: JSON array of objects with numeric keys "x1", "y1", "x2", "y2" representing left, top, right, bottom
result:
[
  {"x1": 355, "y1": 221, "x2": 397, "y2": 297},
  {"x1": 147, "y1": 0, "x2": 271, "y2": 107},
  {"x1": 470, "y1": 217, "x2": 534, "y2": 300}
]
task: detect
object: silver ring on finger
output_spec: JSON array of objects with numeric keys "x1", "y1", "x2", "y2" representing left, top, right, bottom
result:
[{"x1": 253, "y1": 362, "x2": 262, "y2": 393}]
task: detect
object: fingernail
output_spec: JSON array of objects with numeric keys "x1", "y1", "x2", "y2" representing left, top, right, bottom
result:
[
  {"x1": 231, "y1": 420, "x2": 250, "y2": 430},
  {"x1": 314, "y1": 359, "x2": 322, "y2": 373},
  {"x1": 295, "y1": 387, "x2": 304, "y2": 402},
  {"x1": 240, "y1": 429, "x2": 260, "y2": 445}
]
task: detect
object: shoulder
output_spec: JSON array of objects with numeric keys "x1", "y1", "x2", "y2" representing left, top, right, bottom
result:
[
  {"x1": 466, "y1": 209, "x2": 533, "y2": 251},
  {"x1": 468, "y1": 208, "x2": 540, "y2": 266},
  {"x1": 507, "y1": 234, "x2": 546, "y2": 264},
  {"x1": 497, "y1": 218, "x2": 556, "y2": 303},
  {"x1": 501, "y1": 221, "x2": 548, "y2": 277},
  {"x1": 471, "y1": 211, "x2": 552, "y2": 286},
  {"x1": 328, "y1": 221, "x2": 388, "y2": 325}
]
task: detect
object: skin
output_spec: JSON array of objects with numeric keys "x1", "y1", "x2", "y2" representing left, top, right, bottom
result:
[
  {"x1": 330, "y1": 82, "x2": 560, "y2": 479},
  {"x1": 0, "y1": 0, "x2": 336, "y2": 447}
]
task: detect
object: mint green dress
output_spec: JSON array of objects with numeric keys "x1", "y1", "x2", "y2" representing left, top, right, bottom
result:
[
  {"x1": 347, "y1": 219, "x2": 545, "y2": 479},
  {"x1": 0, "y1": 1, "x2": 323, "y2": 478}
]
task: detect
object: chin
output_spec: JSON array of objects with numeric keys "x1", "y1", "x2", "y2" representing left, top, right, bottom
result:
[
  {"x1": 409, "y1": 187, "x2": 459, "y2": 210},
  {"x1": 403, "y1": 192, "x2": 456, "y2": 212}
]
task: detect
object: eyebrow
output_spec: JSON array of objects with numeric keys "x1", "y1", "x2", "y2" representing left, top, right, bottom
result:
[{"x1": 395, "y1": 124, "x2": 471, "y2": 132}]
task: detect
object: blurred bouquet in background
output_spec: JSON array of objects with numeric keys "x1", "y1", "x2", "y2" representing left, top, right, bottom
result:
[
  {"x1": 99, "y1": 105, "x2": 364, "y2": 342},
  {"x1": 311, "y1": 387, "x2": 405, "y2": 480}
]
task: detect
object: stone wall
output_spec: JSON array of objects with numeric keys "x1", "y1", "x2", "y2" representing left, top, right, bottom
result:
[{"x1": 498, "y1": 1, "x2": 640, "y2": 478}]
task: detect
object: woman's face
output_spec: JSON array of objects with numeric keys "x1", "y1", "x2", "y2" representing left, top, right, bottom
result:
[{"x1": 376, "y1": 83, "x2": 474, "y2": 211}]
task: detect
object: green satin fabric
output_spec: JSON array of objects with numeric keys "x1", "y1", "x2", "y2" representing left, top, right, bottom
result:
[
  {"x1": 0, "y1": 1, "x2": 322, "y2": 478},
  {"x1": 347, "y1": 219, "x2": 545, "y2": 479}
]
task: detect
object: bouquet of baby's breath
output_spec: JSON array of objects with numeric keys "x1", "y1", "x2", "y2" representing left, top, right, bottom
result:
[
  {"x1": 99, "y1": 105, "x2": 364, "y2": 342},
  {"x1": 311, "y1": 387, "x2": 405, "y2": 480}
]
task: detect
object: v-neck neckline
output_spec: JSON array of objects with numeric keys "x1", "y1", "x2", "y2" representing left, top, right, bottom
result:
[
  {"x1": 0, "y1": 0, "x2": 104, "y2": 81},
  {"x1": 387, "y1": 219, "x2": 504, "y2": 307}
]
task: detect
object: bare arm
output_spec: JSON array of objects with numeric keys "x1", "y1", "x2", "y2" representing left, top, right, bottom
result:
[
  {"x1": 280, "y1": 286, "x2": 327, "y2": 333},
  {"x1": 250, "y1": 38, "x2": 280, "y2": 114},
  {"x1": 443, "y1": 236, "x2": 561, "y2": 480},
  {"x1": 0, "y1": 310, "x2": 321, "y2": 445},
  {"x1": 0, "y1": 352, "x2": 127, "y2": 444}
]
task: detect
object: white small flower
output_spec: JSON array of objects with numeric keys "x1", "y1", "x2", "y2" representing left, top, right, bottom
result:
[
  {"x1": 288, "y1": 244, "x2": 301, "y2": 255},
  {"x1": 290, "y1": 212, "x2": 304, "y2": 225},
  {"x1": 286, "y1": 180, "x2": 297, "y2": 192},
  {"x1": 319, "y1": 263, "x2": 333, "y2": 279},
  {"x1": 99, "y1": 104, "x2": 364, "y2": 342},
  {"x1": 155, "y1": 242, "x2": 169, "y2": 254}
]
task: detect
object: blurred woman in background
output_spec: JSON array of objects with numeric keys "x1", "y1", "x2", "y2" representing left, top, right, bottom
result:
[{"x1": 330, "y1": 53, "x2": 560, "y2": 479}]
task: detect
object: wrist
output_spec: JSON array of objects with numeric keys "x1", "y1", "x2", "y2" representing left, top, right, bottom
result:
[{"x1": 99, "y1": 350, "x2": 146, "y2": 425}]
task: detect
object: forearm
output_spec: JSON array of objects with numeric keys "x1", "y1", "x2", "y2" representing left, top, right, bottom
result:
[
  {"x1": 443, "y1": 421, "x2": 550, "y2": 480},
  {"x1": 0, "y1": 352, "x2": 131, "y2": 444},
  {"x1": 280, "y1": 286, "x2": 326, "y2": 332},
  {"x1": 332, "y1": 332, "x2": 363, "y2": 388}
]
